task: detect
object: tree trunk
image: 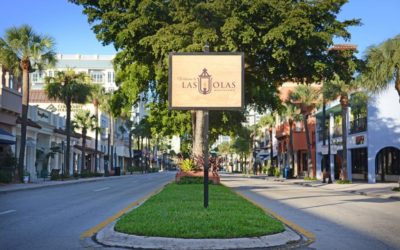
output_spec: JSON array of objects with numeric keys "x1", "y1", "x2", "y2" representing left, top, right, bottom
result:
[
  {"x1": 17, "y1": 59, "x2": 30, "y2": 181},
  {"x1": 106, "y1": 116, "x2": 111, "y2": 176},
  {"x1": 81, "y1": 129, "x2": 87, "y2": 172},
  {"x1": 65, "y1": 97, "x2": 72, "y2": 176},
  {"x1": 303, "y1": 114, "x2": 313, "y2": 177},
  {"x1": 128, "y1": 131, "x2": 132, "y2": 169},
  {"x1": 340, "y1": 94, "x2": 349, "y2": 181},
  {"x1": 94, "y1": 102, "x2": 99, "y2": 173},
  {"x1": 110, "y1": 116, "x2": 114, "y2": 171},
  {"x1": 289, "y1": 119, "x2": 294, "y2": 171},
  {"x1": 193, "y1": 110, "x2": 205, "y2": 166},
  {"x1": 269, "y1": 129, "x2": 274, "y2": 170}
]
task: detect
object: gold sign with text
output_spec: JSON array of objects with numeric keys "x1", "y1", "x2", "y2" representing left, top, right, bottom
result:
[{"x1": 169, "y1": 53, "x2": 244, "y2": 110}]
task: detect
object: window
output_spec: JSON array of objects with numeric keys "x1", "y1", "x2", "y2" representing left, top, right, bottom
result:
[
  {"x1": 107, "y1": 72, "x2": 114, "y2": 83},
  {"x1": 90, "y1": 71, "x2": 104, "y2": 83},
  {"x1": 351, "y1": 148, "x2": 367, "y2": 174},
  {"x1": 48, "y1": 70, "x2": 53, "y2": 77},
  {"x1": 32, "y1": 73, "x2": 38, "y2": 82}
]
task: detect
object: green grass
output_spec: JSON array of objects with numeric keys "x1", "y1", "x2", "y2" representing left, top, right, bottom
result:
[
  {"x1": 115, "y1": 184, "x2": 284, "y2": 238},
  {"x1": 336, "y1": 180, "x2": 352, "y2": 184}
]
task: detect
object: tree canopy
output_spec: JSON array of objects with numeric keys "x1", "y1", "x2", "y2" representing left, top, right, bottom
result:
[{"x1": 71, "y1": 0, "x2": 359, "y2": 137}]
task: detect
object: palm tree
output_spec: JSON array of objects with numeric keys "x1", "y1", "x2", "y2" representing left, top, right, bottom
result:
[
  {"x1": 360, "y1": 35, "x2": 400, "y2": 102},
  {"x1": 119, "y1": 118, "x2": 134, "y2": 172},
  {"x1": 89, "y1": 84, "x2": 105, "y2": 173},
  {"x1": 45, "y1": 70, "x2": 92, "y2": 176},
  {"x1": 289, "y1": 85, "x2": 320, "y2": 178},
  {"x1": 258, "y1": 114, "x2": 277, "y2": 171},
  {"x1": 100, "y1": 92, "x2": 115, "y2": 174},
  {"x1": 323, "y1": 75, "x2": 360, "y2": 181},
  {"x1": 0, "y1": 25, "x2": 56, "y2": 181},
  {"x1": 72, "y1": 110, "x2": 97, "y2": 172},
  {"x1": 280, "y1": 103, "x2": 301, "y2": 173}
]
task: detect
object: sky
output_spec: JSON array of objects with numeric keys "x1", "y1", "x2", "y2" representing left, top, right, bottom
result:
[{"x1": 0, "y1": 0, "x2": 399, "y2": 57}]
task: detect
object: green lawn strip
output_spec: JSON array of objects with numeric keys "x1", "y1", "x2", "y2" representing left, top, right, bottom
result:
[{"x1": 115, "y1": 184, "x2": 284, "y2": 238}]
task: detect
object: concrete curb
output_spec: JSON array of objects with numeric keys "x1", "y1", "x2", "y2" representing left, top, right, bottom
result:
[
  {"x1": 96, "y1": 222, "x2": 302, "y2": 250},
  {"x1": 292, "y1": 181, "x2": 400, "y2": 201},
  {"x1": 0, "y1": 174, "x2": 144, "y2": 194}
]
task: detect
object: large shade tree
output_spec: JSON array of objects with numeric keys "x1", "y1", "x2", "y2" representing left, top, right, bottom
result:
[
  {"x1": 71, "y1": 0, "x2": 359, "y2": 162},
  {"x1": 45, "y1": 70, "x2": 92, "y2": 176},
  {"x1": 0, "y1": 25, "x2": 56, "y2": 181}
]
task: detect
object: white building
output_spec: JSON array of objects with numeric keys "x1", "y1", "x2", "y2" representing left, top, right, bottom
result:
[
  {"x1": 29, "y1": 54, "x2": 147, "y2": 175},
  {"x1": 315, "y1": 83, "x2": 400, "y2": 183}
]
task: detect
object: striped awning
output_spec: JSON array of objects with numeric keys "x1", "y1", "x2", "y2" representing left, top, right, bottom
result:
[{"x1": 0, "y1": 128, "x2": 15, "y2": 145}]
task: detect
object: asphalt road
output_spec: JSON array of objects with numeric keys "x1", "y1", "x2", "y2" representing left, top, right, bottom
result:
[
  {"x1": 221, "y1": 175, "x2": 400, "y2": 250},
  {"x1": 0, "y1": 172, "x2": 175, "y2": 250}
]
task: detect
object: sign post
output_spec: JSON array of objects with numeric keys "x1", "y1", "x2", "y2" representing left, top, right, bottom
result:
[{"x1": 169, "y1": 47, "x2": 244, "y2": 208}]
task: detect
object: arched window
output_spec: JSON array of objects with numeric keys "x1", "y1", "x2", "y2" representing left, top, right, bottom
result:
[{"x1": 376, "y1": 147, "x2": 400, "y2": 176}]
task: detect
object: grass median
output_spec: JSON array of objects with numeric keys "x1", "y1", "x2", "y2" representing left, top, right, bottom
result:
[{"x1": 115, "y1": 183, "x2": 284, "y2": 238}]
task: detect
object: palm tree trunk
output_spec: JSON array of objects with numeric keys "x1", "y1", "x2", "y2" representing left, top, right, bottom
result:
[
  {"x1": 340, "y1": 94, "x2": 349, "y2": 181},
  {"x1": 110, "y1": 116, "x2": 114, "y2": 171},
  {"x1": 269, "y1": 129, "x2": 274, "y2": 170},
  {"x1": 17, "y1": 59, "x2": 30, "y2": 181},
  {"x1": 81, "y1": 129, "x2": 87, "y2": 172},
  {"x1": 128, "y1": 131, "x2": 132, "y2": 169},
  {"x1": 94, "y1": 102, "x2": 99, "y2": 173},
  {"x1": 65, "y1": 98, "x2": 72, "y2": 176},
  {"x1": 289, "y1": 119, "x2": 294, "y2": 171},
  {"x1": 303, "y1": 114, "x2": 313, "y2": 177}
]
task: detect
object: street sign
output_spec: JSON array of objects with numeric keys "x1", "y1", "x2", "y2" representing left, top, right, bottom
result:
[{"x1": 169, "y1": 53, "x2": 244, "y2": 110}]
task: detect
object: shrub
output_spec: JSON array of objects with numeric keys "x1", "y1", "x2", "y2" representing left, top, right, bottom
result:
[
  {"x1": 0, "y1": 169, "x2": 13, "y2": 183},
  {"x1": 179, "y1": 159, "x2": 195, "y2": 172},
  {"x1": 262, "y1": 166, "x2": 267, "y2": 174},
  {"x1": 267, "y1": 167, "x2": 274, "y2": 176},
  {"x1": 177, "y1": 176, "x2": 213, "y2": 185},
  {"x1": 274, "y1": 167, "x2": 281, "y2": 177},
  {"x1": 304, "y1": 176, "x2": 317, "y2": 181},
  {"x1": 392, "y1": 187, "x2": 400, "y2": 192},
  {"x1": 50, "y1": 169, "x2": 60, "y2": 180},
  {"x1": 336, "y1": 180, "x2": 352, "y2": 184}
]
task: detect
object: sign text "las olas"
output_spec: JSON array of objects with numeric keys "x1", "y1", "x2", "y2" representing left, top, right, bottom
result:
[{"x1": 169, "y1": 53, "x2": 244, "y2": 110}]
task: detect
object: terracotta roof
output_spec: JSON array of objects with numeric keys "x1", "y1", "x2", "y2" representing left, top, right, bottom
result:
[
  {"x1": 16, "y1": 117, "x2": 42, "y2": 129},
  {"x1": 30, "y1": 90, "x2": 58, "y2": 103},
  {"x1": 330, "y1": 44, "x2": 357, "y2": 51}
]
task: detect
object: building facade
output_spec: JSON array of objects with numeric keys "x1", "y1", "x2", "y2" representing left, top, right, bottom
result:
[{"x1": 315, "y1": 83, "x2": 400, "y2": 183}]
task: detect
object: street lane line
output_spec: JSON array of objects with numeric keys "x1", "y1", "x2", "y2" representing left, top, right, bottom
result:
[
  {"x1": 0, "y1": 209, "x2": 16, "y2": 215},
  {"x1": 80, "y1": 183, "x2": 169, "y2": 239},
  {"x1": 94, "y1": 187, "x2": 110, "y2": 192},
  {"x1": 225, "y1": 184, "x2": 316, "y2": 245}
]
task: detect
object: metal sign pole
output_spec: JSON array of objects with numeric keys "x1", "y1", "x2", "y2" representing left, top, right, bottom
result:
[
  {"x1": 203, "y1": 110, "x2": 209, "y2": 208},
  {"x1": 203, "y1": 43, "x2": 210, "y2": 209}
]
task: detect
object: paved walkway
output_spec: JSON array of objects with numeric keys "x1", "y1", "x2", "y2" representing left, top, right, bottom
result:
[{"x1": 249, "y1": 175, "x2": 400, "y2": 200}]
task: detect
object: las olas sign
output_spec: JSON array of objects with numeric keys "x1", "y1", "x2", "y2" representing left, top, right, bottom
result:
[{"x1": 169, "y1": 52, "x2": 244, "y2": 110}]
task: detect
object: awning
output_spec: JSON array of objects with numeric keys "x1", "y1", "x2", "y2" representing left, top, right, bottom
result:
[{"x1": 0, "y1": 128, "x2": 15, "y2": 145}]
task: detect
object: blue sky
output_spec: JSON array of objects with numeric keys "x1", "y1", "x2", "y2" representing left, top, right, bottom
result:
[{"x1": 1, "y1": 0, "x2": 399, "y2": 57}]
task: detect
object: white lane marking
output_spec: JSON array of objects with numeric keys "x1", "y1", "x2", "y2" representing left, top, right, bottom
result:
[
  {"x1": 0, "y1": 209, "x2": 16, "y2": 215},
  {"x1": 94, "y1": 187, "x2": 110, "y2": 192}
]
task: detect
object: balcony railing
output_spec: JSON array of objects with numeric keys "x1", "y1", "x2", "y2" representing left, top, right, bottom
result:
[{"x1": 350, "y1": 117, "x2": 367, "y2": 134}]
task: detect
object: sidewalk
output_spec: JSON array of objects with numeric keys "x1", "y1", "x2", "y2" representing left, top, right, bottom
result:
[
  {"x1": 249, "y1": 175, "x2": 400, "y2": 200},
  {"x1": 0, "y1": 174, "x2": 136, "y2": 194}
]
